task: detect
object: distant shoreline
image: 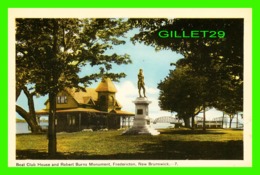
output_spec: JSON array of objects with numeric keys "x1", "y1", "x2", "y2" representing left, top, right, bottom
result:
[
  {"x1": 16, "y1": 118, "x2": 26, "y2": 123},
  {"x1": 16, "y1": 118, "x2": 48, "y2": 123}
]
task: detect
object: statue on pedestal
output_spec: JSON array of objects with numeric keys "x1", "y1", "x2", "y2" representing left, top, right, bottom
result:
[
  {"x1": 138, "y1": 69, "x2": 146, "y2": 98},
  {"x1": 122, "y1": 68, "x2": 160, "y2": 135}
]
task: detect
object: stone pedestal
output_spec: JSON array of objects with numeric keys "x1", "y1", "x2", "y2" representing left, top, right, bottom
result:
[{"x1": 122, "y1": 97, "x2": 160, "y2": 135}]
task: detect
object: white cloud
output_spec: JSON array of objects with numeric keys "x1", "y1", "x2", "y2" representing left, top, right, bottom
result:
[
  {"x1": 115, "y1": 81, "x2": 137, "y2": 113},
  {"x1": 146, "y1": 87, "x2": 158, "y2": 95},
  {"x1": 147, "y1": 96, "x2": 172, "y2": 118}
]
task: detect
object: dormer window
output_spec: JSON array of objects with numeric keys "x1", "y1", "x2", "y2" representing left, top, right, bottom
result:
[{"x1": 57, "y1": 95, "x2": 67, "y2": 104}]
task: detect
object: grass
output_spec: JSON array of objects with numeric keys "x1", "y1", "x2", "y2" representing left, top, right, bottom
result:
[{"x1": 16, "y1": 128, "x2": 243, "y2": 160}]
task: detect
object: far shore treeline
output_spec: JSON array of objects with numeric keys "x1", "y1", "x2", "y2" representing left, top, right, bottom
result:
[{"x1": 16, "y1": 118, "x2": 48, "y2": 123}]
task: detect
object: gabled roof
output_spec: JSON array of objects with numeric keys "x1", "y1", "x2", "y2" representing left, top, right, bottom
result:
[
  {"x1": 66, "y1": 88, "x2": 98, "y2": 104},
  {"x1": 96, "y1": 78, "x2": 117, "y2": 93},
  {"x1": 83, "y1": 97, "x2": 95, "y2": 105},
  {"x1": 44, "y1": 88, "x2": 98, "y2": 106}
]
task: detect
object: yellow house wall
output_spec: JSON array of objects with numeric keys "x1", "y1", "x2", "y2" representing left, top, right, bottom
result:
[{"x1": 45, "y1": 90, "x2": 78, "y2": 109}]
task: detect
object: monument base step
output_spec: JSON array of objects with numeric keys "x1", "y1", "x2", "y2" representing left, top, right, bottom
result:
[{"x1": 122, "y1": 127, "x2": 160, "y2": 136}]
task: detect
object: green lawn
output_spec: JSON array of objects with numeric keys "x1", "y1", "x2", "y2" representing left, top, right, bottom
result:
[{"x1": 16, "y1": 128, "x2": 243, "y2": 160}]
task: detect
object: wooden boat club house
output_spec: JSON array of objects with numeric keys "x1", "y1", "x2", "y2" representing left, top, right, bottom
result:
[{"x1": 36, "y1": 78, "x2": 134, "y2": 132}]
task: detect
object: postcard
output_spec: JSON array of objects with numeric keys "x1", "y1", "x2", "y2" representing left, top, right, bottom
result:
[{"x1": 9, "y1": 8, "x2": 252, "y2": 167}]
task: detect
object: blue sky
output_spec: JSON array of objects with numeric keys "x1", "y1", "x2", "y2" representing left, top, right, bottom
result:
[{"x1": 16, "y1": 29, "x2": 225, "y2": 120}]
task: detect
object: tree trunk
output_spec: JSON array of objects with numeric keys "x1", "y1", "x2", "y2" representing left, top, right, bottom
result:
[
  {"x1": 16, "y1": 86, "x2": 42, "y2": 133},
  {"x1": 203, "y1": 106, "x2": 206, "y2": 131},
  {"x1": 47, "y1": 19, "x2": 59, "y2": 157},
  {"x1": 22, "y1": 86, "x2": 37, "y2": 122},
  {"x1": 48, "y1": 92, "x2": 57, "y2": 157},
  {"x1": 236, "y1": 113, "x2": 239, "y2": 128},
  {"x1": 191, "y1": 115, "x2": 195, "y2": 130},
  {"x1": 16, "y1": 105, "x2": 42, "y2": 133},
  {"x1": 22, "y1": 86, "x2": 37, "y2": 121},
  {"x1": 229, "y1": 115, "x2": 234, "y2": 128},
  {"x1": 222, "y1": 111, "x2": 225, "y2": 128},
  {"x1": 183, "y1": 118, "x2": 190, "y2": 128}
]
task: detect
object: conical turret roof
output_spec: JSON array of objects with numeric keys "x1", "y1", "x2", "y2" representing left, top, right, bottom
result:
[{"x1": 96, "y1": 77, "x2": 117, "y2": 93}]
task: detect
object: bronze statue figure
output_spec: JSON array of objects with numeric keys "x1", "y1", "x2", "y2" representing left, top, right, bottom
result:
[{"x1": 138, "y1": 69, "x2": 146, "y2": 98}]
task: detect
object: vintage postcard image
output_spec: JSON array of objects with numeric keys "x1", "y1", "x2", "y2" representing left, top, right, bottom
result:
[{"x1": 9, "y1": 8, "x2": 252, "y2": 167}]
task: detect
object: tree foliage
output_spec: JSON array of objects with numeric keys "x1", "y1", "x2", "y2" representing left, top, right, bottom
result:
[
  {"x1": 158, "y1": 64, "x2": 205, "y2": 127},
  {"x1": 16, "y1": 18, "x2": 132, "y2": 94},
  {"x1": 16, "y1": 18, "x2": 132, "y2": 155},
  {"x1": 130, "y1": 18, "x2": 243, "y2": 124}
]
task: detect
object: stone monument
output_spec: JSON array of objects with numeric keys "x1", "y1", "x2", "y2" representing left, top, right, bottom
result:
[{"x1": 122, "y1": 69, "x2": 160, "y2": 135}]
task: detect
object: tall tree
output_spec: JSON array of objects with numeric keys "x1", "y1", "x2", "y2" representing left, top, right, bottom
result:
[
  {"x1": 16, "y1": 18, "x2": 132, "y2": 156},
  {"x1": 130, "y1": 18, "x2": 243, "y2": 119},
  {"x1": 158, "y1": 64, "x2": 205, "y2": 128}
]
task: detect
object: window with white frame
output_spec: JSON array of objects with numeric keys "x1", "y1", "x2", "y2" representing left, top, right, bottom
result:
[{"x1": 57, "y1": 95, "x2": 67, "y2": 104}]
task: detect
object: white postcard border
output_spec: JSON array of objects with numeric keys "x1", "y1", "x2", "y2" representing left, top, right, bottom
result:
[{"x1": 9, "y1": 8, "x2": 252, "y2": 167}]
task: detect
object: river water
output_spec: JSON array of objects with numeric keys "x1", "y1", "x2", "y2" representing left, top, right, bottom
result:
[
  {"x1": 16, "y1": 122, "x2": 31, "y2": 134},
  {"x1": 16, "y1": 122, "x2": 48, "y2": 134}
]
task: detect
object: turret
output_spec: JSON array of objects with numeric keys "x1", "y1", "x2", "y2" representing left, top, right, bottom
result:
[{"x1": 96, "y1": 77, "x2": 117, "y2": 112}]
